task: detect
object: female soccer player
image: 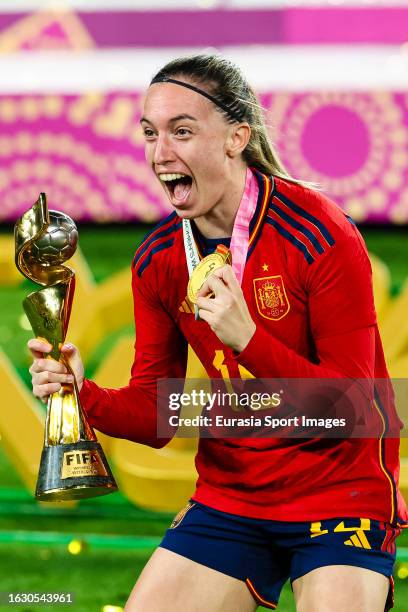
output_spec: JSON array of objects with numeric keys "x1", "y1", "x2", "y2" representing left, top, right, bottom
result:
[{"x1": 28, "y1": 55, "x2": 407, "y2": 611}]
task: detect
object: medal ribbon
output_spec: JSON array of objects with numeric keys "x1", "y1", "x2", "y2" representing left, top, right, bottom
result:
[
  {"x1": 183, "y1": 166, "x2": 259, "y2": 286},
  {"x1": 182, "y1": 215, "x2": 200, "y2": 278},
  {"x1": 229, "y1": 167, "x2": 259, "y2": 286}
]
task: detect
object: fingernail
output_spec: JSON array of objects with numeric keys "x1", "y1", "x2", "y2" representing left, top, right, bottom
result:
[{"x1": 63, "y1": 343, "x2": 73, "y2": 350}]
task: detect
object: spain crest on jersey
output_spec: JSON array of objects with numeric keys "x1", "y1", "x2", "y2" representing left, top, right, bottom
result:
[{"x1": 253, "y1": 275, "x2": 290, "y2": 321}]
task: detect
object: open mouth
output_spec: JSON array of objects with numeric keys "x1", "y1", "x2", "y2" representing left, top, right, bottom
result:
[{"x1": 159, "y1": 173, "x2": 193, "y2": 204}]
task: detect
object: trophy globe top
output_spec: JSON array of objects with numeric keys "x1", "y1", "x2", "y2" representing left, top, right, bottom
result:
[
  {"x1": 15, "y1": 195, "x2": 78, "y2": 287},
  {"x1": 31, "y1": 210, "x2": 78, "y2": 266}
]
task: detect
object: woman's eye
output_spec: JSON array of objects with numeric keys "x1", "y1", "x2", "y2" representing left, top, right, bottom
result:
[
  {"x1": 143, "y1": 128, "x2": 155, "y2": 138},
  {"x1": 175, "y1": 128, "x2": 191, "y2": 137}
]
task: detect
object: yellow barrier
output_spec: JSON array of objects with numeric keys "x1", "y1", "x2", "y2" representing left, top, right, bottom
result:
[
  {"x1": 0, "y1": 235, "x2": 21, "y2": 285},
  {"x1": 369, "y1": 252, "x2": 391, "y2": 325},
  {"x1": 380, "y1": 277, "x2": 408, "y2": 365},
  {"x1": 0, "y1": 348, "x2": 44, "y2": 492},
  {"x1": 68, "y1": 253, "x2": 133, "y2": 361}
]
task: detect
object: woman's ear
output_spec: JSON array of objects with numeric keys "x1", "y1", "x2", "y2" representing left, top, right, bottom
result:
[{"x1": 225, "y1": 123, "x2": 251, "y2": 158}]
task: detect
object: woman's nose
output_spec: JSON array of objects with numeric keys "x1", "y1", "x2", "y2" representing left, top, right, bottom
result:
[{"x1": 152, "y1": 134, "x2": 176, "y2": 165}]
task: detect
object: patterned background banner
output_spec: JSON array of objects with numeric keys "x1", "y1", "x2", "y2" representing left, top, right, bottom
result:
[
  {"x1": 0, "y1": 93, "x2": 170, "y2": 223},
  {"x1": 270, "y1": 92, "x2": 408, "y2": 224},
  {"x1": 0, "y1": 91, "x2": 407, "y2": 224},
  {"x1": 0, "y1": 5, "x2": 407, "y2": 224}
]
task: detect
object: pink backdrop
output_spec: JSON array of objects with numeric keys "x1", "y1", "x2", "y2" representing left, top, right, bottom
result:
[{"x1": 0, "y1": 7, "x2": 406, "y2": 224}]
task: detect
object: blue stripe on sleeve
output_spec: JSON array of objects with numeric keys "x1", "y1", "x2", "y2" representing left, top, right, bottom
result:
[
  {"x1": 266, "y1": 217, "x2": 315, "y2": 264},
  {"x1": 269, "y1": 201, "x2": 325, "y2": 255},
  {"x1": 136, "y1": 239, "x2": 175, "y2": 277},
  {"x1": 275, "y1": 190, "x2": 335, "y2": 247}
]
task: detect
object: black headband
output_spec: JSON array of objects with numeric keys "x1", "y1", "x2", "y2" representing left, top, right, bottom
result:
[{"x1": 150, "y1": 75, "x2": 245, "y2": 123}]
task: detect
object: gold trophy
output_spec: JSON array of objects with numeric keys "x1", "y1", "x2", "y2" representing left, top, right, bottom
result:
[{"x1": 15, "y1": 193, "x2": 118, "y2": 501}]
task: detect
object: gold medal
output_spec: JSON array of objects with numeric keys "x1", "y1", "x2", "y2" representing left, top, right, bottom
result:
[{"x1": 187, "y1": 244, "x2": 232, "y2": 304}]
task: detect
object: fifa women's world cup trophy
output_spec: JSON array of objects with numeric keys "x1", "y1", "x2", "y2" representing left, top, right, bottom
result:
[{"x1": 15, "y1": 193, "x2": 118, "y2": 501}]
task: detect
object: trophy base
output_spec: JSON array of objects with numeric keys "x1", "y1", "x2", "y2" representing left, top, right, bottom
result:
[{"x1": 35, "y1": 441, "x2": 118, "y2": 501}]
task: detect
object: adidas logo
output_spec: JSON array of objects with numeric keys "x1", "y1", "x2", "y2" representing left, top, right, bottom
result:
[
  {"x1": 179, "y1": 297, "x2": 195, "y2": 314},
  {"x1": 344, "y1": 530, "x2": 371, "y2": 549}
]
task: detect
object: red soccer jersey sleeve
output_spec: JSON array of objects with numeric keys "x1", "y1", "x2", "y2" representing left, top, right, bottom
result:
[{"x1": 80, "y1": 262, "x2": 187, "y2": 447}]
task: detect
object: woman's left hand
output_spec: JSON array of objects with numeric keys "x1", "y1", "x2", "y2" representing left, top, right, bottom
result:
[{"x1": 196, "y1": 265, "x2": 256, "y2": 353}]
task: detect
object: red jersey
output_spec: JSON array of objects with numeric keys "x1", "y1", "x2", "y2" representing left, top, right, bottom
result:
[{"x1": 80, "y1": 169, "x2": 407, "y2": 525}]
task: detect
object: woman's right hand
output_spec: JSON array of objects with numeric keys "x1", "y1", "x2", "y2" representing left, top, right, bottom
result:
[{"x1": 28, "y1": 339, "x2": 85, "y2": 402}]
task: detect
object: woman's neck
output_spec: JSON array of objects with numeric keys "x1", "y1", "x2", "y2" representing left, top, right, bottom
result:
[{"x1": 193, "y1": 164, "x2": 248, "y2": 239}]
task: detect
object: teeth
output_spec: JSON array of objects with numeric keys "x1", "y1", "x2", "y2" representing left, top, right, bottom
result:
[{"x1": 159, "y1": 173, "x2": 187, "y2": 181}]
